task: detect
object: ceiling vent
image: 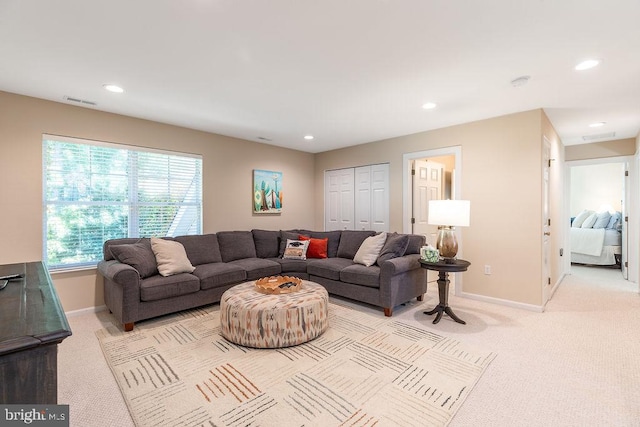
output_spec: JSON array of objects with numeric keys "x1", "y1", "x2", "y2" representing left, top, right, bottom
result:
[
  {"x1": 63, "y1": 96, "x2": 97, "y2": 106},
  {"x1": 582, "y1": 132, "x2": 615, "y2": 141}
]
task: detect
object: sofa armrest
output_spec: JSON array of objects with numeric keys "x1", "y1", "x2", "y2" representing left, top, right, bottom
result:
[
  {"x1": 97, "y1": 260, "x2": 142, "y2": 325},
  {"x1": 97, "y1": 259, "x2": 140, "y2": 286},
  {"x1": 380, "y1": 253, "x2": 421, "y2": 277}
]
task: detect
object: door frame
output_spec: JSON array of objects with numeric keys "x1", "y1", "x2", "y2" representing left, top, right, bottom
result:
[
  {"x1": 563, "y1": 155, "x2": 634, "y2": 282},
  {"x1": 403, "y1": 146, "x2": 463, "y2": 292}
]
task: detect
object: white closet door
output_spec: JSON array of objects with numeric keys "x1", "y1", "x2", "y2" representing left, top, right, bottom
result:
[
  {"x1": 355, "y1": 166, "x2": 372, "y2": 230},
  {"x1": 325, "y1": 168, "x2": 354, "y2": 231},
  {"x1": 370, "y1": 163, "x2": 389, "y2": 232}
]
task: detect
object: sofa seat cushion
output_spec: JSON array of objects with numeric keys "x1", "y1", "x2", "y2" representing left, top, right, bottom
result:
[
  {"x1": 306, "y1": 258, "x2": 354, "y2": 281},
  {"x1": 193, "y1": 263, "x2": 247, "y2": 290},
  {"x1": 228, "y1": 258, "x2": 281, "y2": 280},
  {"x1": 340, "y1": 264, "x2": 381, "y2": 288},
  {"x1": 140, "y1": 273, "x2": 200, "y2": 302},
  {"x1": 271, "y1": 257, "x2": 308, "y2": 273}
]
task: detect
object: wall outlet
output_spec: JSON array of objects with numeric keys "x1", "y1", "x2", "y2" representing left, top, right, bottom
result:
[{"x1": 484, "y1": 265, "x2": 491, "y2": 275}]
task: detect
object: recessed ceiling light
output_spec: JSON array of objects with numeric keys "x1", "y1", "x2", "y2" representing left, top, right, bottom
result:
[
  {"x1": 589, "y1": 122, "x2": 606, "y2": 128},
  {"x1": 421, "y1": 102, "x2": 437, "y2": 110},
  {"x1": 103, "y1": 84, "x2": 124, "y2": 93},
  {"x1": 575, "y1": 59, "x2": 600, "y2": 71},
  {"x1": 304, "y1": 135, "x2": 314, "y2": 140}
]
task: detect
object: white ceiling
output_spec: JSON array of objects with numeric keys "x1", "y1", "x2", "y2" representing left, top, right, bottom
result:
[{"x1": 1, "y1": 1, "x2": 639, "y2": 153}]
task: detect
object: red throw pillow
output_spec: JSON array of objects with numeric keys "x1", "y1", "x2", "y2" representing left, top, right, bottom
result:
[{"x1": 298, "y1": 235, "x2": 328, "y2": 259}]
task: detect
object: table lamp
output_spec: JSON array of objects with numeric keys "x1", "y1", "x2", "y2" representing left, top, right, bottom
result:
[{"x1": 428, "y1": 199, "x2": 470, "y2": 263}]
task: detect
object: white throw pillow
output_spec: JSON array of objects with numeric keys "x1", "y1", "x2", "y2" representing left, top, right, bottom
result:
[
  {"x1": 581, "y1": 212, "x2": 598, "y2": 228},
  {"x1": 572, "y1": 210, "x2": 593, "y2": 228},
  {"x1": 283, "y1": 239, "x2": 310, "y2": 260},
  {"x1": 353, "y1": 232, "x2": 387, "y2": 267},
  {"x1": 150, "y1": 237, "x2": 195, "y2": 277}
]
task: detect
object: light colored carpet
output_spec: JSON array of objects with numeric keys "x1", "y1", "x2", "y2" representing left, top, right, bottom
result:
[
  {"x1": 59, "y1": 265, "x2": 640, "y2": 426},
  {"x1": 95, "y1": 302, "x2": 495, "y2": 427}
]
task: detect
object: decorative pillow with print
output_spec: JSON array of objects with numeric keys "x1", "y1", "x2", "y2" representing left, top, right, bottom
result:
[{"x1": 282, "y1": 239, "x2": 310, "y2": 260}]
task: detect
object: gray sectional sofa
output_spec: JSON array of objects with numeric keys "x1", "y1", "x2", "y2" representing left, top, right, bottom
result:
[{"x1": 97, "y1": 229, "x2": 427, "y2": 331}]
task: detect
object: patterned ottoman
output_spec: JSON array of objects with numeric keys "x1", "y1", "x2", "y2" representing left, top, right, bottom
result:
[{"x1": 220, "y1": 280, "x2": 329, "y2": 348}]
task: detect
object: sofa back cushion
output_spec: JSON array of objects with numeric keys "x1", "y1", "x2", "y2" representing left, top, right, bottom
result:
[
  {"x1": 376, "y1": 232, "x2": 410, "y2": 265},
  {"x1": 174, "y1": 234, "x2": 222, "y2": 265},
  {"x1": 108, "y1": 239, "x2": 158, "y2": 278},
  {"x1": 405, "y1": 234, "x2": 426, "y2": 254},
  {"x1": 217, "y1": 231, "x2": 257, "y2": 262},
  {"x1": 252, "y1": 229, "x2": 280, "y2": 258},
  {"x1": 336, "y1": 230, "x2": 376, "y2": 259}
]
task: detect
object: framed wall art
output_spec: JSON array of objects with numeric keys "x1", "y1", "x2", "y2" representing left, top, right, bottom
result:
[{"x1": 253, "y1": 169, "x2": 282, "y2": 214}]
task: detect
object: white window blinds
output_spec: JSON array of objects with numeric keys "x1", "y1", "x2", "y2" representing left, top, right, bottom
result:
[{"x1": 43, "y1": 135, "x2": 202, "y2": 270}]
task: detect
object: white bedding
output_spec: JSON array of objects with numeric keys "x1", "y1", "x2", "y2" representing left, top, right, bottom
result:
[{"x1": 570, "y1": 227, "x2": 605, "y2": 256}]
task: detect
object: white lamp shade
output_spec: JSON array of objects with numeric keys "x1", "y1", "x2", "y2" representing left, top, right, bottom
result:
[{"x1": 428, "y1": 200, "x2": 470, "y2": 227}]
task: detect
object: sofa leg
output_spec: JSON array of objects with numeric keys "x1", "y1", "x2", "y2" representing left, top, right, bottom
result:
[
  {"x1": 124, "y1": 322, "x2": 134, "y2": 332},
  {"x1": 383, "y1": 308, "x2": 392, "y2": 317},
  {"x1": 417, "y1": 294, "x2": 424, "y2": 301}
]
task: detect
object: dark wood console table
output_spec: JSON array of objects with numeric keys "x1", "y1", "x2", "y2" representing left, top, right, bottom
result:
[
  {"x1": 0, "y1": 262, "x2": 72, "y2": 403},
  {"x1": 419, "y1": 259, "x2": 470, "y2": 325}
]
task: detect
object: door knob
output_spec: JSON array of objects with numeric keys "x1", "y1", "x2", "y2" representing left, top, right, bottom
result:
[{"x1": 544, "y1": 232, "x2": 551, "y2": 236}]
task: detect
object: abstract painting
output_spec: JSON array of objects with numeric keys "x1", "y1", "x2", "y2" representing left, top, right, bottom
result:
[{"x1": 253, "y1": 169, "x2": 282, "y2": 214}]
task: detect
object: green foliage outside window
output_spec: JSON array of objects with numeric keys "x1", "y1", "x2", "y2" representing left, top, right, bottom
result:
[{"x1": 43, "y1": 138, "x2": 202, "y2": 269}]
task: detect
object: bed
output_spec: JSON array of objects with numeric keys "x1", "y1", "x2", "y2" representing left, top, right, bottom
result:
[{"x1": 570, "y1": 210, "x2": 622, "y2": 266}]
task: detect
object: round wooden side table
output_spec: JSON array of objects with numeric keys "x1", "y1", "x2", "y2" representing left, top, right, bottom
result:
[{"x1": 419, "y1": 259, "x2": 470, "y2": 324}]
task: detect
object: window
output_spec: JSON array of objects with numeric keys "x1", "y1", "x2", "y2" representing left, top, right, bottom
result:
[{"x1": 43, "y1": 135, "x2": 202, "y2": 270}]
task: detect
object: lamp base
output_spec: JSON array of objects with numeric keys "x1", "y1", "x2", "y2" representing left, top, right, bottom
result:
[{"x1": 436, "y1": 226, "x2": 458, "y2": 263}]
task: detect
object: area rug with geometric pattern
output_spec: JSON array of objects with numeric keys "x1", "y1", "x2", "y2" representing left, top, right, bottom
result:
[{"x1": 96, "y1": 301, "x2": 496, "y2": 427}]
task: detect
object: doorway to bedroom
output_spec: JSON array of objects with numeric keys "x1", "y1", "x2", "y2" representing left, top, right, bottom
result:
[
  {"x1": 402, "y1": 146, "x2": 462, "y2": 289},
  {"x1": 567, "y1": 158, "x2": 627, "y2": 279}
]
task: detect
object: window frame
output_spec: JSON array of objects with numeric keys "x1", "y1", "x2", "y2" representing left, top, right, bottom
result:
[{"x1": 42, "y1": 134, "x2": 203, "y2": 271}]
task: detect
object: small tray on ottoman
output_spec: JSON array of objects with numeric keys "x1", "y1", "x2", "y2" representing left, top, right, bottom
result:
[{"x1": 255, "y1": 275, "x2": 302, "y2": 294}]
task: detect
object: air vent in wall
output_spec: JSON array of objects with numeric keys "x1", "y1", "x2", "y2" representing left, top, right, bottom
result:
[
  {"x1": 582, "y1": 132, "x2": 615, "y2": 141},
  {"x1": 63, "y1": 96, "x2": 97, "y2": 106}
]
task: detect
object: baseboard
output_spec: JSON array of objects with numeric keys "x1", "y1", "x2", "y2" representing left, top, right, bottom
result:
[
  {"x1": 65, "y1": 304, "x2": 108, "y2": 317},
  {"x1": 457, "y1": 291, "x2": 544, "y2": 313},
  {"x1": 548, "y1": 273, "x2": 565, "y2": 301}
]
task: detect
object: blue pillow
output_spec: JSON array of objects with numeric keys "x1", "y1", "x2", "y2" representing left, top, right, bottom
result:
[
  {"x1": 606, "y1": 212, "x2": 621, "y2": 229},
  {"x1": 593, "y1": 211, "x2": 611, "y2": 229}
]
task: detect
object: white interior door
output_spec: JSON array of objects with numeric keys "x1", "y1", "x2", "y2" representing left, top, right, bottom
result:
[
  {"x1": 355, "y1": 166, "x2": 371, "y2": 230},
  {"x1": 412, "y1": 159, "x2": 444, "y2": 246},
  {"x1": 542, "y1": 138, "x2": 551, "y2": 304},
  {"x1": 370, "y1": 163, "x2": 389, "y2": 232},
  {"x1": 622, "y1": 162, "x2": 629, "y2": 279},
  {"x1": 325, "y1": 168, "x2": 354, "y2": 231}
]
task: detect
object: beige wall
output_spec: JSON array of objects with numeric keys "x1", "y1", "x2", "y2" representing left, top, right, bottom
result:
[
  {"x1": 315, "y1": 109, "x2": 554, "y2": 307},
  {"x1": 570, "y1": 163, "x2": 624, "y2": 215},
  {"x1": 1, "y1": 90, "x2": 566, "y2": 311},
  {"x1": 565, "y1": 138, "x2": 636, "y2": 161},
  {"x1": 0, "y1": 91, "x2": 315, "y2": 312}
]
